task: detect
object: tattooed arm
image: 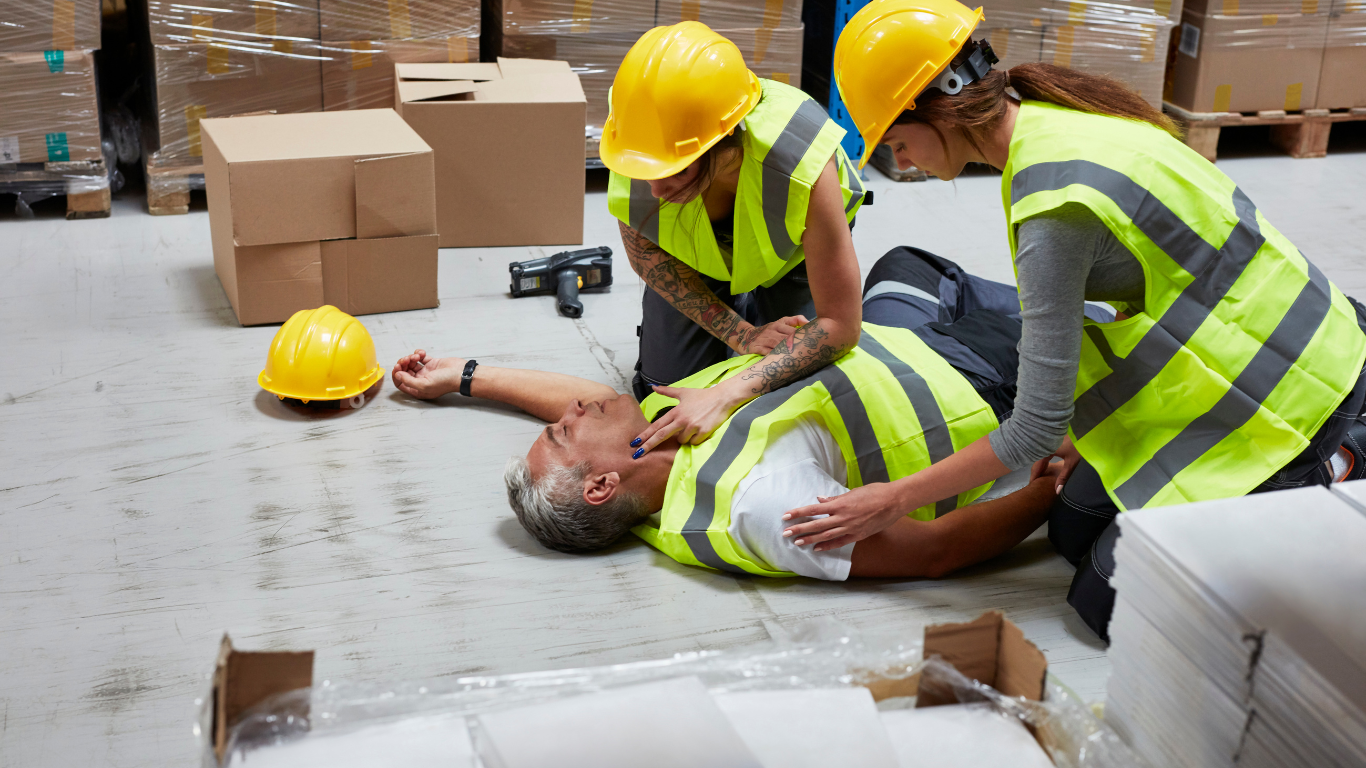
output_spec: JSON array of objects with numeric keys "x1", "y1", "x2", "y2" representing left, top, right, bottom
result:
[
  {"x1": 632, "y1": 158, "x2": 863, "y2": 452},
  {"x1": 619, "y1": 221, "x2": 804, "y2": 355}
]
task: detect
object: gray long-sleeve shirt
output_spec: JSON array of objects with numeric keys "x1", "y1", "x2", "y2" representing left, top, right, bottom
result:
[{"x1": 988, "y1": 203, "x2": 1147, "y2": 470}]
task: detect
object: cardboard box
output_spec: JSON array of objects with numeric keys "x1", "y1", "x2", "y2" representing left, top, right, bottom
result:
[
  {"x1": 977, "y1": 26, "x2": 1046, "y2": 68},
  {"x1": 980, "y1": 0, "x2": 1054, "y2": 27},
  {"x1": 203, "y1": 109, "x2": 439, "y2": 325},
  {"x1": 1315, "y1": 8, "x2": 1366, "y2": 108},
  {"x1": 0, "y1": 51, "x2": 102, "y2": 164},
  {"x1": 500, "y1": 0, "x2": 656, "y2": 36},
  {"x1": 1184, "y1": 0, "x2": 1318, "y2": 16},
  {"x1": 0, "y1": 0, "x2": 101, "y2": 51},
  {"x1": 1045, "y1": 0, "x2": 1183, "y2": 26},
  {"x1": 322, "y1": 36, "x2": 479, "y2": 111},
  {"x1": 319, "y1": 0, "x2": 480, "y2": 41},
  {"x1": 655, "y1": 0, "x2": 803, "y2": 31},
  {"x1": 394, "y1": 58, "x2": 586, "y2": 247},
  {"x1": 150, "y1": 42, "x2": 323, "y2": 166},
  {"x1": 1167, "y1": 10, "x2": 1328, "y2": 111},
  {"x1": 1044, "y1": 23, "x2": 1172, "y2": 105},
  {"x1": 145, "y1": 0, "x2": 322, "y2": 47}
]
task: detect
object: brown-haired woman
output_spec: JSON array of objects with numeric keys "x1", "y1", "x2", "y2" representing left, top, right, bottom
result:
[
  {"x1": 783, "y1": 0, "x2": 1366, "y2": 641},
  {"x1": 601, "y1": 22, "x2": 869, "y2": 454}
]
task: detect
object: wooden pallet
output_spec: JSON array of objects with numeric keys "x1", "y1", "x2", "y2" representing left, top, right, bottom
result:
[
  {"x1": 0, "y1": 160, "x2": 112, "y2": 219},
  {"x1": 144, "y1": 158, "x2": 204, "y2": 216},
  {"x1": 1165, "y1": 102, "x2": 1366, "y2": 162}
]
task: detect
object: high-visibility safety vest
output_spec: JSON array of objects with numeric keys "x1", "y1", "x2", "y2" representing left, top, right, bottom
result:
[
  {"x1": 607, "y1": 78, "x2": 867, "y2": 295},
  {"x1": 631, "y1": 323, "x2": 997, "y2": 576},
  {"x1": 1005, "y1": 100, "x2": 1366, "y2": 511}
]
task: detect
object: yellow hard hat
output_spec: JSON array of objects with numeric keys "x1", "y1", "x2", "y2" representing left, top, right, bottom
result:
[
  {"x1": 834, "y1": 0, "x2": 986, "y2": 168},
  {"x1": 258, "y1": 305, "x2": 384, "y2": 403},
  {"x1": 599, "y1": 22, "x2": 761, "y2": 180}
]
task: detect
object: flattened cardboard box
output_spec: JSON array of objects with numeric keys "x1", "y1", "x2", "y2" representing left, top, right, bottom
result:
[
  {"x1": 203, "y1": 110, "x2": 439, "y2": 326},
  {"x1": 395, "y1": 58, "x2": 586, "y2": 248}
]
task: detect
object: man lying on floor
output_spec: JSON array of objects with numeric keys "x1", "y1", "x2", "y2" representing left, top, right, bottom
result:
[{"x1": 393, "y1": 248, "x2": 1093, "y2": 579}]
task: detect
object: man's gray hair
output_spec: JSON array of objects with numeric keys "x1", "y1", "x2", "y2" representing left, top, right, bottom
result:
[{"x1": 504, "y1": 456, "x2": 650, "y2": 553}]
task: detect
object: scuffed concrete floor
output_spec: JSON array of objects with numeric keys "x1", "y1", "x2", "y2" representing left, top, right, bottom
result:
[{"x1": 3, "y1": 125, "x2": 1365, "y2": 765}]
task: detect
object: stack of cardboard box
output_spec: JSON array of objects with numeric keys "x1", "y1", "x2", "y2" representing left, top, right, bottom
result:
[
  {"x1": 143, "y1": 0, "x2": 480, "y2": 185},
  {"x1": 1037, "y1": 0, "x2": 1179, "y2": 106},
  {"x1": 1166, "y1": 0, "x2": 1366, "y2": 112},
  {"x1": 0, "y1": 0, "x2": 106, "y2": 207},
  {"x1": 495, "y1": 0, "x2": 805, "y2": 161}
]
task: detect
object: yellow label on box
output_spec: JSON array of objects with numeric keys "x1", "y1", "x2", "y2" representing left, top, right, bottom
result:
[
  {"x1": 1262, "y1": 13, "x2": 1278, "y2": 24},
  {"x1": 1285, "y1": 82, "x2": 1302, "y2": 111},
  {"x1": 763, "y1": 0, "x2": 784, "y2": 28},
  {"x1": 186, "y1": 104, "x2": 207, "y2": 157},
  {"x1": 1223, "y1": 0, "x2": 1239, "y2": 13},
  {"x1": 191, "y1": 13, "x2": 214, "y2": 42},
  {"x1": 1052, "y1": 26, "x2": 1074, "y2": 68},
  {"x1": 1301, "y1": 0, "x2": 1318, "y2": 12},
  {"x1": 206, "y1": 43, "x2": 229, "y2": 74},
  {"x1": 770, "y1": 72, "x2": 790, "y2": 84},
  {"x1": 571, "y1": 0, "x2": 593, "y2": 33},
  {"x1": 1068, "y1": 1, "x2": 1087, "y2": 25},
  {"x1": 754, "y1": 28, "x2": 772, "y2": 64},
  {"x1": 254, "y1": 1, "x2": 277, "y2": 36},
  {"x1": 447, "y1": 35, "x2": 468, "y2": 62},
  {"x1": 350, "y1": 41, "x2": 373, "y2": 70},
  {"x1": 51, "y1": 0, "x2": 75, "y2": 49},
  {"x1": 990, "y1": 28, "x2": 1010, "y2": 58},
  {"x1": 1212, "y1": 83, "x2": 1232, "y2": 112},
  {"x1": 388, "y1": 0, "x2": 412, "y2": 39},
  {"x1": 1154, "y1": 0, "x2": 1172, "y2": 17}
]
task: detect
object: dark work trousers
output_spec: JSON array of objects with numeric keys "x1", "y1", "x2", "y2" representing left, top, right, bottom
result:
[
  {"x1": 1052, "y1": 298, "x2": 1366, "y2": 643},
  {"x1": 633, "y1": 262, "x2": 817, "y2": 401}
]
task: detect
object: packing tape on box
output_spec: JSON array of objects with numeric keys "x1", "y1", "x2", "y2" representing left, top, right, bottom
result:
[
  {"x1": 1223, "y1": 0, "x2": 1239, "y2": 13},
  {"x1": 389, "y1": 0, "x2": 412, "y2": 39},
  {"x1": 447, "y1": 35, "x2": 468, "y2": 62},
  {"x1": 754, "y1": 28, "x2": 772, "y2": 64},
  {"x1": 1067, "y1": 1, "x2": 1086, "y2": 25},
  {"x1": 1154, "y1": 0, "x2": 1173, "y2": 17},
  {"x1": 571, "y1": 0, "x2": 593, "y2": 33},
  {"x1": 254, "y1": 2, "x2": 277, "y2": 37},
  {"x1": 1285, "y1": 81, "x2": 1302, "y2": 110},
  {"x1": 186, "y1": 104, "x2": 207, "y2": 157},
  {"x1": 207, "y1": 43, "x2": 230, "y2": 74},
  {"x1": 1140, "y1": 24, "x2": 1156, "y2": 62},
  {"x1": 681, "y1": 0, "x2": 701, "y2": 21},
  {"x1": 273, "y1": 39, "x2": 293, "y2": 53},
  {"x1": 763, "y1": 0, "x2": 784, "y2": 28},
  {"x1": 770, "y1": 72, "x2": 790, "y2": 83},
  {"x1": 52, "y1": 0, "x2": 76, "y2": 49},
  {"x1": 351, "y1": 41, "x2": 374, "y2": 70},
  {"x1": 1263, "y1": 13, "x2": 1278, "y2": 24},
  {"x1": 990, "y1": 28, "x2": 1010, "y2": 58},
  {"x1": 1301, "y1": 0, "x2": 1318, "y2": 12},
  {"x1": 192, "y1": 14, "x2": 214, "y2": 42},
  {"x1": 1053, "y1": 26, "x2": 1075, "y2": 67},
  {"x1": 1213, "y1": 83, "x2": 1232, "y2": 111}
]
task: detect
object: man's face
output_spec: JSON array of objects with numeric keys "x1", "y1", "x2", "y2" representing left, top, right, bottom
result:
[{"x1": 525, "y1": 393, "x2": 650, "y2": 479}]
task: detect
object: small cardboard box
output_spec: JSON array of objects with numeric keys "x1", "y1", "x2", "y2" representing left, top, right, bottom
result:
[
  {"x1": 1167, "y1": 10, "x2": 1328, "y2": 112},
  {"x1": 0, "y1": 0, "x2": 101, "y2": 51},
  {"x1": 1315, "y1": 8, "x2": 1366, "y2": 108},
  {"x1": 146, "y1": 0, "x2": 322, "y2": 47},
  {"x1": 321, "y1": 36, "x2": 479, "y2": 111},
  {"x1": 394, "y1": 58, "x2": 586, "y2": 248},
  {"x1": 202, "y1": 109, "x2": 439, "y2": 325},
  {"x1": 0, "y1": 51, "x2": 102, "y2": 164},
  {"x1": 319, "y1": 0, "x2": 480, "y2": 42}
]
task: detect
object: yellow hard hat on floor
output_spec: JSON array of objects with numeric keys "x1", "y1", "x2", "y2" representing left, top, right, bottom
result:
[
  {"x1": 599, "y1": 22, "x2": 761, "y2": 180},
  {"x1": 834, "y1": 0, "x2": 986, "y2": 168},
  {"x1": 258, "y1": 305, "x2": 384, "y2": 403}
]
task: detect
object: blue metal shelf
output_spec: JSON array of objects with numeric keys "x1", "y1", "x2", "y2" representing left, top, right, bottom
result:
[{"x1": 827, "y1": 0, "x2": 874, "y2": 163}]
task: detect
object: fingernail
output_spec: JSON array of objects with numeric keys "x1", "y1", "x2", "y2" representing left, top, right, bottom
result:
[
  {"x1": 794, "y1": 539, "x2": 805, "y2": 546},
  {"x1": 781, "y1": 514, "x2": 791, "y2": 521},
  {"x1": 630, "y1": 438, "x2": 642, "y2": 447},
  {"x1": 632, "y1": 448, "x2": 644, "y2": 460},
  {"x1": 782, "y1": 529, "x2": 792, "y2": 537}
]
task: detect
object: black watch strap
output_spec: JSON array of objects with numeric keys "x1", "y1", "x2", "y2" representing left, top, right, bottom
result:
[{"x1": 460, "y1": 359, "x2": 478, "y2": 397}]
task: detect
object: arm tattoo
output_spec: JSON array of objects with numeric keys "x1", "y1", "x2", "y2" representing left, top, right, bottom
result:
[
  {"x1": 619, "y1": 221, "x2": 751, "y2": 350},
  {"x1": 738, "y1": 319, "x2": 852, "y2": 396}
]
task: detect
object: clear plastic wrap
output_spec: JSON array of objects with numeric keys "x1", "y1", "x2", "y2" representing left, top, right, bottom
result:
[
  {"x1": 141, "y1": 0, "x2": 480, "y2": 202},
  {"x1": 1168, "y1": 8, "x2": 1330, "y2": 111},
  {"x1": 0, "y1": 0, "x2": 102, "y2": 51},
  {"x1": 204, "y1": 620, "x2": 1143, "y2": 768},
  {"x1": 1043, "y1": 21, "x2": 1171, "y2": 105},
  {"x1": 1318, "y1": 2, "x2": 1366, "y2": 108}
]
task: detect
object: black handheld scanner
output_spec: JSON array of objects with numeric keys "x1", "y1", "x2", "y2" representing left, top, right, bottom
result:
[{"x1": 509, "y1": 246, "x2": 613, "y2": 318}]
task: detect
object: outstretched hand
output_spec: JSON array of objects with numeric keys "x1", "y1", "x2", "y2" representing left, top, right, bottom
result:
[
  {"x1": 734, "y1": 315, "x2": 809, "y2": 355},
  {"x1": 779, "y1": 482, "x2": 910, "y2": 552},
  {"x1": 392, "y1": 350, "x2": 467, "y2": 399},
  {"x1": 1030, "y1": 436, "x2": 1081, "y2": 494},
  {"x1": 631, "y1": 384, "x2": 746, "y2": 457}
]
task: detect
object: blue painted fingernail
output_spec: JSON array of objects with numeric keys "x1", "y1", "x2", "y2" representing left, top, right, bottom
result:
[
  {"x1": 632, "y1": 448, "x2": 644, "y2": 459},
  {"x1": 630, "y1": 438, "x2": 642, "y2": 447}
]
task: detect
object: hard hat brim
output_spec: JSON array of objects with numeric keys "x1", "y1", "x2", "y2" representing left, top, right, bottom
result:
[{"x1": 258, "y1": 365, "x2": 385, "y2": 402}]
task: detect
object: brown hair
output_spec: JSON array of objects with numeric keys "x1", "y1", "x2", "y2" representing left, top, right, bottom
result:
[{"x1": 894, "y1": 59, "x2": 1181, "y2": 158}]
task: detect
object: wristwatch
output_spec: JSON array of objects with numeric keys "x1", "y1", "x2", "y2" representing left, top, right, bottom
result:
[{"x1": 460, "y1": 359, "x2": 478, "y2": 397}]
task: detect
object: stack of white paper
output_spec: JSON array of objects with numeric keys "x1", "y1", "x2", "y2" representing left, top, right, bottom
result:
[{"x1": 1105, "y1": 483, "x2": 1366, "y2": 768}]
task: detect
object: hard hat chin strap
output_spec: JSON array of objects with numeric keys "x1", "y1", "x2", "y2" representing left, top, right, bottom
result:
[{"x1": 928, "y1": 38, "x2": 999, "y2": 97}]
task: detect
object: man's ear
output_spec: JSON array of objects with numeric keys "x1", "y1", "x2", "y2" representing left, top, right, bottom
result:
[{"x1": 583, "y1": 471, "x2": 621, "y2": 507}]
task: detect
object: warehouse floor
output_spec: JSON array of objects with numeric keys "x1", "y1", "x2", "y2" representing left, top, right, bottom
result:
[{"x1": 4, "y1": 130, "x2": 1366, "y2": 766}]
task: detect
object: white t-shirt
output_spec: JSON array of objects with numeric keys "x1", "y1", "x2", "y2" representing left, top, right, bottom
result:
[{"x1": 728, "y1": 413, "x2": 855, "y2": 581}]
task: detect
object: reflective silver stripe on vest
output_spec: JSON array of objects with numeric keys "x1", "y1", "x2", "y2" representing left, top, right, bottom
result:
[
  {"x1": 857, "y1": 333, "x2": 959, "y2": 517},
  {"x1": 1112, "y1": 260, "x2": 1334, "y2": 508},
  {"x1": 762, "y1": 99, "x2": 831, "y2": 261},
  {"x1": 842, "y1": 154, "x2": 864, "y2": 215},
  {"x1": 1011, "y1": 161, "x2": 1265, "y2": 439},
  {"x1": 628, "y1": 178, "x2": 660, "y2": 246}
]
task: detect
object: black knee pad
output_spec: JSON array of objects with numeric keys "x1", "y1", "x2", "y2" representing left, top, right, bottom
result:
[{"x1": 1067, "y1": 521, "x2": 1121, "y2": 643}]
